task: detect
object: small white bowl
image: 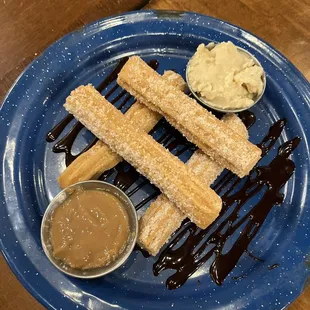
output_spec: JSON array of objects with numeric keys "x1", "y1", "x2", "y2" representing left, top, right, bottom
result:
[
  {"x1": 186, "y1": 45, "x2": 266, "y2": 113},
  {"x1": 41, "y1": 181, "x2": 138, "y2": 279}
]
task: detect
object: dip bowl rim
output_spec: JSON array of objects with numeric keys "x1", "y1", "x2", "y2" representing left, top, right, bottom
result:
[
  {"x1": 40, "y1": 180, "x2": 138, "y2": 279},
  {"x1": 185, "y1": 44, "x2": 267, "y2": 113}
]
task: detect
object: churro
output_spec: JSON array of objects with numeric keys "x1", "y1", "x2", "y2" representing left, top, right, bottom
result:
[
  {"x1": 117, "y1": 56, "x2": 261, "y2": 177},
  {"x1": 58, "y1": 71, "x2": 186, "y2": 189},
  {"x1": 138, "y1": 113, "x2": 248, "y2": 255},
  {"x1": 64, "y1": 85, "x2": 222, "y2": 229}
]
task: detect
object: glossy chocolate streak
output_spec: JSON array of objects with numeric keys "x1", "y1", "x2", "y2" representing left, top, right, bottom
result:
[
  {"x1": 232, "y1": 274, "x2": 248, "y2": 281},
  {"x1": 46, "y1": 58, "x2": 158, "y2": 166},
  {"x1": 52, "y1": 121, "x2": 82, "y2": 166},
  {"x1": 113, "y1": 163, "x2": 140, "y2": 191},
  {"x1": 135, "y1": 245, "x2": 151, "y2": 258},
  {"x1": 52, "y1": 122, "x2": 98, "y2": 166},
  {"x1": 239, "y1": 110, "x2": 256, "y2": 129},
  {"x1": 153, "y1": 121, "x2": 300, "y2": 290},
  {"x1": 135, "y1": 191, "x2": 161, "y2": 211},
  {"x1": 96, "y1": 57, "x2": 129, "y2": 93},
  {"x1": 268, "y1": 263, "x2": 280, "y2": 270},
  {"x1": 46, "y1": 114, "x2": 74, "y2": 142},
  {"x1": 245, "y1": 250, "x2": 264, "y2": 262}
]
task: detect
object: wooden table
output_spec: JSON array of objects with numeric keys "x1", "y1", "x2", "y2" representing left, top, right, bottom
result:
[{"x1": 0, "y1": 0, "x2": 309, "y2": 309}]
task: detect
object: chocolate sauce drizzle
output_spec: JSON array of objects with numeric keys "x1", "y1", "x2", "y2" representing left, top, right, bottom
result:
[
  {"x1": 46, "y1": 58, "x2": 158, "y2": 166},
  {"x1": 46, "y1": 114, "x2": 74, "y2": 142},
  {"x1": 153, "y1": 123, "x2": 300, "y2": 289},
  {"x1": 232, "y1": 274, "x2": 248, "y2": 281},
  {"x1": 46, "y1": 57, "x2": 300, "y2": 289},
  {"x1": 268, "y1": 263, "x2": 280, "y2": 270}
]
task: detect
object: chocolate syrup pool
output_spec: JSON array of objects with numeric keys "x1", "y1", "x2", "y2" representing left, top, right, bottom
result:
[{"x1": 46, "y1": 58, "x2": 301, "y2": 289}]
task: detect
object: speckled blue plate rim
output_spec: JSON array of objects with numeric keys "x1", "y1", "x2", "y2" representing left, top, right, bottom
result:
[
  {"x1": 0, "y1": 9, "x2": 309, "y2": 310},
  {"x1": 2, "y1": 9, "x2": 310, "y2": 105}
]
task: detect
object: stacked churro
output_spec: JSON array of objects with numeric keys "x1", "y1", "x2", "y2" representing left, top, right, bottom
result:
[
  {"x1": 138, "y1": 114, "x2": 248, "y2": 255},
  {"x1": 58, "y1": 71, "x2": 186, "y2": 189},
  {"x1": 117, "y1": 56, "x2": 261, "y2": 177},
  {"x1": 64, "y1": 85, "x2": 222, "y2": 229}
]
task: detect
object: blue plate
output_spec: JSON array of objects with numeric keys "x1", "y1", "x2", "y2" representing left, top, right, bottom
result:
[{"x1": 0, "y1": 10, "x2": 310, "y2": 310}]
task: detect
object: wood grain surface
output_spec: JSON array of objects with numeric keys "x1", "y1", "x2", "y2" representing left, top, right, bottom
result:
[{"x1": 0, "y1": 0, "x2": 309, "y2": 309}]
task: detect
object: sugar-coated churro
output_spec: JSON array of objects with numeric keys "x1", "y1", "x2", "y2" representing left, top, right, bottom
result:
[
  {"x1": 138, "y1": 114, "x2": 248, "y2": 256},
  {"x1": 117, "y1": 56, "x2": 261, "y2": 178},
  {"x1": 64, "y1": 85, "x2": 222, "y2": 229},
  {"x1": 58, "y1": 71, "x2": 186, "y2": 189}
]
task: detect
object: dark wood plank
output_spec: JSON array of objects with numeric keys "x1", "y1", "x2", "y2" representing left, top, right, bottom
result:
[
  {"x1": 146, "y1": 0, "x2": 310, "y2": 81},
  {"x1": 0, "y1": 0, "x2": 148, "y2": 100}
]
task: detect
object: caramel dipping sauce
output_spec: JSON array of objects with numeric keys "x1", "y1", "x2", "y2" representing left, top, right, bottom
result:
[
  {"x1": 41, "y1": 181, "x2": 138, "y2": 278},
  {"x1": 50, "y1": 189, "x2": 130, "y2": 270}
]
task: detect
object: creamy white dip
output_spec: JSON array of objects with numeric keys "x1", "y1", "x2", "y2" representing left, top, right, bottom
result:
[{"x1": 187, "y1": 42, "x2": 264, "y2": 110}]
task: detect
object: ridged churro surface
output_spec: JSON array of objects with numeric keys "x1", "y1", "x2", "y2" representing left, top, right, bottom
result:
[
  {"x1": 138, "y1": 114, "x2": 248, "y2": 255},
  {"x1": 58, "y1": 70, "x2": 186, "y2": 188},
  {"x1": 64, "y1": 84, "x2": 221, "y2": 229},
  {"x1": 117, "y1": 56, "x2": 261, "y2": 177}
]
